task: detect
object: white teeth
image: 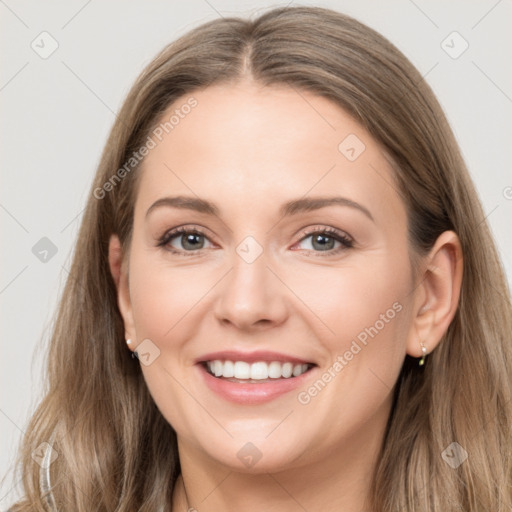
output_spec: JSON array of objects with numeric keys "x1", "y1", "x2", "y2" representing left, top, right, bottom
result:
[
  {"x1": 213, "y1": 360, "x2": 223, "y2": 377},
  {"x1": 268, "y1": 361, "x2": 282, "y2": 379},
  {"x1": 223, "y1": 360, "x2": 234, "y2": 378},
  {"x1": 292, "y1": 364, "x2": 308, "y2": 377},
  {"x1": 234, "y1": 361, "x2": 250, "y2": 379},
  {"x1": 281, "y1": 362, "x2": 293, "y2": 378},
  {"x1": 250, "y1": 362, "x2": 268, "y2": 380},
  {"x1": 206, "y1": 360, "x2": 311, "y2": 379}
]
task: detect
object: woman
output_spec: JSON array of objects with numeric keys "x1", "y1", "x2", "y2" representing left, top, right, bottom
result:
[{"x1": 6, "y1": 6, "x2": 512, "y2": 511}]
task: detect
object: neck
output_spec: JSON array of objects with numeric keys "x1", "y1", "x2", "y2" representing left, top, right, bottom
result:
[{"x1": 173, "y1": 459, "x2": 375, "y2": 512}]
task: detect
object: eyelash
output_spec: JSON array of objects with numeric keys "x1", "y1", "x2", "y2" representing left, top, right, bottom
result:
[{"x1": 157, "y1": 225, "x2": 354, "y2": 257}]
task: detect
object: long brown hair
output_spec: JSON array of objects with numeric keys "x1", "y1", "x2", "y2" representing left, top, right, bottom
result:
[{"x1": 5, "y1": 6, "x2": 512, "y2": 511}]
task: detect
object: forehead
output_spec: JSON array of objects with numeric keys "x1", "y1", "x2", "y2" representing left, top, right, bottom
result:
[{"x1": 135, "y1": 82, "x2": 406, "y2": 224}]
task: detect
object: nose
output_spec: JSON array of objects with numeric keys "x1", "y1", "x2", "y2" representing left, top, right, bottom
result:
[{"x1": 212, "y1": 245, "x2": 289, "y2": 331}]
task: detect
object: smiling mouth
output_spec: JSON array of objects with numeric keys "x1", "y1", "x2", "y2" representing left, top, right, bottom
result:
[{"x1": 203, "y1": 360, "x2": 315, "y2": 382}]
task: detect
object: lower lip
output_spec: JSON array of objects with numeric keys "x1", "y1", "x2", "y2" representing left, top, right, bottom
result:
[{"x1": 197, "y1": 364, "x2": 316, "y2": 404}]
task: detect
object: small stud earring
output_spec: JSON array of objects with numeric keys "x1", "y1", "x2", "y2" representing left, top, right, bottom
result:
[
  {"x1": 126, "y1": 339, "x2": 132, "y2": 345},
  {"x1": 419, "y1": 341, "x2": 427, "y2": 366}
]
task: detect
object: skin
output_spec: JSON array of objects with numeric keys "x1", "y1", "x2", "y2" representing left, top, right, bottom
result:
[{"x1": 109, "y1": 81, "x2": 463, "y2": 512}]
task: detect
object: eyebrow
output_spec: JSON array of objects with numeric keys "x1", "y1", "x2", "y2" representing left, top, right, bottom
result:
[{"x1": 145, "y1": 195, "x2": 374, "y2": 221}]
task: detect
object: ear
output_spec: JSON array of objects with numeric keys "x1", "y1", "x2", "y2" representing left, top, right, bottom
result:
[
  {"x1": 108, "y1": 234, "x2": 136, "y2": 350},
  {"x1": 406, "y1": 230, "x2": 463, "y2": 358}
]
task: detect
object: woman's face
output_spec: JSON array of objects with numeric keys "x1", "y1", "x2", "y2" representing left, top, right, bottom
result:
[{"x1": 119, "y1": 81, "x2": 420, "y2": 472}]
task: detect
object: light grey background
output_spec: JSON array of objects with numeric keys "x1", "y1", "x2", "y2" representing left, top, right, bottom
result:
[{"x1": 1, "y1": 0, "x2": 511, "y2": 508}]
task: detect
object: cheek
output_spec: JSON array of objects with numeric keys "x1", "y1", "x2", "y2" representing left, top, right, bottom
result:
[
  {"x1": 129, "y1": 251, "x2": 216, "y2": 341},
  {"x1": 292, "y1": 256, "x2": 408, "y2": 332},
  {"x1": 287, "y1": 253, "x2": 411, "y2": 386},
  {"x1": 127, "y1": 250, "x2": 212, "y2": 430},
  {"x1": 290, "y1": 258, "x2": 411, "y2": 443}
]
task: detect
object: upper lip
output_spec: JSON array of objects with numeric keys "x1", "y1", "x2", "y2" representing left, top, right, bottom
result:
[{"x1": 195, "y1": 350, "x2": 315, "y2": 365}]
